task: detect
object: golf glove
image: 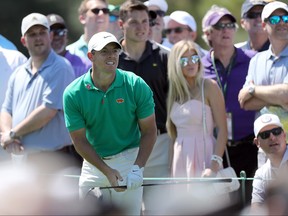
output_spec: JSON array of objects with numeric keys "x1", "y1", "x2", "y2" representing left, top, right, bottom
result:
[{"x1": 126, "y1": 165, "x2": 144, "y2": 190}]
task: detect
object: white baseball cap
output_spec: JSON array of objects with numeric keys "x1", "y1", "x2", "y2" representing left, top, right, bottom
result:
[
  {"x1": 21, "y1": 13, "x2": 50, "y2": 36},
  {"x1": 88, "y1": 32, "x2": 122, "y2": 52},
  {"x1": 144, "y1": 0, "x2": 168, "y2": 12},
  {"x1": 169, "y1": 11, "x2": 197, "y2": 32},
  {"x1": 261, "y1": 1, "x2": 288, "y2": 22},
  {"x1": 254, "y1": 113, "x2": 283, "y2": 137}
]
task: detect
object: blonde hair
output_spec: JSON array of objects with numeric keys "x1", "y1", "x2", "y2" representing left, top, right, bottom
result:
[{"x1": 166, "y1": 40, "x2": 203, "y2": 140}]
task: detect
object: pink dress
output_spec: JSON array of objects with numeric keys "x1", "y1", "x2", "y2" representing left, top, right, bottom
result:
[{"x1": 170, "y1": 99, "x2": 215, "y2": 177}]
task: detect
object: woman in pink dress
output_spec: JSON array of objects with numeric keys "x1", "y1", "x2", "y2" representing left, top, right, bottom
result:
[{"x1": 166, "y1": 40, "x2": 227, "y2": 178}]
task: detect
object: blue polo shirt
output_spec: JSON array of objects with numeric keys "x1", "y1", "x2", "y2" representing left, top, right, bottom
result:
[
  {"x1": 63, "y1": 68, "x2": 155, "y2": 157},
  {"x1": 1, "y1": 50, "x2": 75, "y2": 152},
  {"x1": 202, "y1": 48, "x2": 256, "y2": 141},
  {"x1": 244, "y1": 45, "x2": 288, "y2": 139}
]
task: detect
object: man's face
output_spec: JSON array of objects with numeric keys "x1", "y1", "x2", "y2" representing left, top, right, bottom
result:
[
  {"x1": 208, "y1": 16, "x2": 236, "y2": 47},
  {"x1": 263, "y1": 9, "x2": 288, "y2": 41},
  {"x1": 89, "y1": 43, "x2": 120, "y2": 73},
  {"x1": 165, "y1": 19, "x2": 195, "y2": 44},
  {"x1": 50, "y1": 25, "x2": 67, "y2": 54},
  {"x1": 148, "y1": 5, "x2": 165, "y2": 33},
  {"x1": 254, "y1": 124, "x2": 286, "y2": 157},
  {"x1": 241, "y1": 5, "x2": 265, "y2": 34},
  {"x1": 22, "y1": 25, "x2": 51, "y2": 57},
  {"x1": 82, "y1": 0, "x2": 109, "y2": 34},
  {"x1": 120, "y1": 10, "x2": 150, "y2": 43}
]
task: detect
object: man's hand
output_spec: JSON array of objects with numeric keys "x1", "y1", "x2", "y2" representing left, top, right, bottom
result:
[
  {"x1": 126, "y1": 165, "x2": 144, "y2": 190},
  {"x1": 238, "y1": 86, "x2": 252, "y2": 108}
]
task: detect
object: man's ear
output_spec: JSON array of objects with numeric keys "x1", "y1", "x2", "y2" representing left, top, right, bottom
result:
[
  {"x1": 79, "y1": 14, "x2": 86, "y2": 25},
  {"x1": 20, "y1": 36, "x2": 26, "y2": 47},
  {"x1": 87, "y1": 52, "x2": 93, "y2": 61},
  {"x1": 240, "y1": 18, "x2": 246, "y2": 29},
  {"x1": 253, "y1": 137, "x2": 260, "y2": 148}
]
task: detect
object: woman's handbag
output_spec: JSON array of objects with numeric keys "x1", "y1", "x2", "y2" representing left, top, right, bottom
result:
[{"x1": 201, "y1": 79, "x2": 240, "y2": 195}]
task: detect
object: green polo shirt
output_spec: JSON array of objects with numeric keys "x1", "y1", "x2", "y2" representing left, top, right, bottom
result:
[{"x1": 63, "y1": 68, "x2": 154, "y2": 157}]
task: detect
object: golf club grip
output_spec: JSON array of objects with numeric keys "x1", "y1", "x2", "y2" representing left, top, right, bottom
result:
[{"x1": 99, "y1": 178, "x2": 233, "y2": 189}]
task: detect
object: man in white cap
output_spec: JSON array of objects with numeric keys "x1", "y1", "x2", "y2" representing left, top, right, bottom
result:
[
  {"x1": 238, "y1": 1, "x2": 288, "y2": 169},
  {"x1": 144, "y1": 0, "x2": 168, "y2": 44},
  {"x1": 235, "y1": 0, "x2": 270, "y2": 52},
  {"x1": 163, "y1": 10, "x2": 208, "y2": 56},
  {"x1": 0, "y1": 13, "x2": 75, "y2": 170},
  {"x1": 63, "y1": 31, "x2": 157, "y2": 215},
  {"x1": 251, "y1": 113, "x2": 288, "y2": 212}
]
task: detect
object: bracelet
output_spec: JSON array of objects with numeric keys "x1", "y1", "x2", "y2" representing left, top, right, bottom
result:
[{"x1": 211, "y1": 154, "x2": 223, "y2": 167}]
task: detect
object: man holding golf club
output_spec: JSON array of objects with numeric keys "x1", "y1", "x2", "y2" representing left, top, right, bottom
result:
[{"x1": 63, "y1": 31, "x2": 157, "y2": 215}]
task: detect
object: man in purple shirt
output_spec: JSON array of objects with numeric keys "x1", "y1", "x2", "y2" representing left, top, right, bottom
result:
[
  {"x1": 201, "y1": 5, "x2": 257, "y2": 206},
  {"x1": 47, "y1": 14, "x2": 91, "y2": 78}
]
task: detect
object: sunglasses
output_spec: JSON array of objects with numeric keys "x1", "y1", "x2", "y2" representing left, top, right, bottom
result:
[
  {"x1": 149, "y1": 10, "x2": 165, "y2": 17},
  {"x1": 180, "y1": 55, "x2": 200, "y2": 67},
  {"x1": 258, "y1": 127, "x2": 283, "y2": 140},
  {"x1": 244, "y1": 12, "x2": 262, "y2": 19},
  {"x1": 91, "y1": 8, "x2": 109, "y2": 15},
  {"x1": 164, "y1": 27, "x2": 190, "y2": 34},
  {"x1": 213, "y1": 22, "x2": 236, "y2": 30},
  {"x1": 51, "y1": 29, "x2": 68, "y2": 37},
  {"x1": 266, "y1": 15, "x2": 288, "y2": 25}
]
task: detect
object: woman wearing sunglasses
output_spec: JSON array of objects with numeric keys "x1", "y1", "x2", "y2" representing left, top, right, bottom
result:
[
  {"x1": 166, "y1": 40, "x2": 227, "y2": 180},
  {"x1": 251, "y1": 113, "x2": 288, "y2": 214}
]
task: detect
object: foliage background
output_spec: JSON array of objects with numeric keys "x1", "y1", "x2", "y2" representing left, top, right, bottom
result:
[{"x1": 0, "y1": 0, "x2": 286, "y2": 56}]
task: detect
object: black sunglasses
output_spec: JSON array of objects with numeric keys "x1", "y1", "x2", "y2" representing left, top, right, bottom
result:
[
  {"x1": 244, "y1": 12, "x2": 262, "y2": 19},
  {"x1": 149, "y1": 10, "x2": 165, "y2": 17},
  {"x1": 258, "y1": 127, "x2": 283, "y2": 140},
  {"x1": 213, "y1": 22, "x2": 236, "y2": 30},
  {"x1": 51, "y1": 29, "x2": 68, "y2": 37},
  {"x1": 91, "y1": 8, "x2": 109, "y2": 15},
  {"x1": 164, "y1": 27, "x2": 190, "y2": 34}
]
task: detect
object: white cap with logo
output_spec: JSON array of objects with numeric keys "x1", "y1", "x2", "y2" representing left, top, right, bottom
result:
[
  {"x1": 21, "y1": 13, "x2": 50, "y2": 36},
  {"x1": 88, "y1": 32, "x2": 122, "y2": 52},
  {"x1": 254, "y1": 113, "x2": 283, "y2": 137}
]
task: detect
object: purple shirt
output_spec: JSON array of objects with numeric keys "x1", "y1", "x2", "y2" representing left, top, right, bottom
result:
[
  {"x1": 64, "y1": 51, "x2": 91, "y2": 78},
  {"x1": 202, "y1": 48, "x2": 256, "y2": 141}
]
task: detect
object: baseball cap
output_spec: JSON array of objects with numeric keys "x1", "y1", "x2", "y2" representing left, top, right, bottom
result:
[
  {"x1": 202, "y1": 5, "x2": 236, "y2": 31},
  {"x1": 46, "y1": 14, "x2": 66, "y2": 28},
  {"x1": 169, "y1": 11, "x2": 197, "y2": 32},
  {"x1": 254, "y1": 113, "x2": 283, "y2": 137},
  {"x1": 88, "y1": 32, "x2": 122, "y2": 52},
  {"x1": 241, "y1": 0, "x2": 268, "y2": 18},
  {"x1": 21, "y1": 13, "x2": 50, "y2": 36},
  {"x1": 261, "y1": 1, "x2": 288, "y2": 21},
  {"x1": 144, "y1": 0, "x2": 168, "y2": 12}
]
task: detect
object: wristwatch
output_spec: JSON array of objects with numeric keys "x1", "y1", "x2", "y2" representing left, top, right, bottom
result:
[
  {"x1": 248, "y1": 85, "x2": 255, "y2": 96},
  {"x1": 9, "y1": 130, "x2": 18, "y2": 139}
]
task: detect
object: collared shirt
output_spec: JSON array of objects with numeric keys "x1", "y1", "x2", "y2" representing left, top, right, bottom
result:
[
  {"x1": 235, "y1": 39, "x2": 270, "y2": 52},
  {"x1": 251, "y1": 147, "x2": 288, "y2": 204},
  {"x1": 1, "y1": 50, "x2": 75, "y2": 152},
  {"x1": 202, "y1": 48, "x2": 256, "y2": 141},
  {"x1": 243, "y1": 45, "x2": 288, "y2": 140},
  {"x1": 64, "y1": 50, "x2": 91, "y2": 78},
  {"x1": 66, "y1": 35, "x2": 88, "y2": 61},
  {"x1": 118, "y1": 40, "x2": 169, "y2": 131},
  {"x1": 63, "y1": 68, "x2": 154, "y2": 158}
]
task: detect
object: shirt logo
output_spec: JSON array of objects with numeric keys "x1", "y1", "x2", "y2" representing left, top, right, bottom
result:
[
  {"x1": 116, "y1": 98, "x2": 124, "y2": 103},
  {"x1": 86, "y1": 84, "x2": 91, "y2": 90}
]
